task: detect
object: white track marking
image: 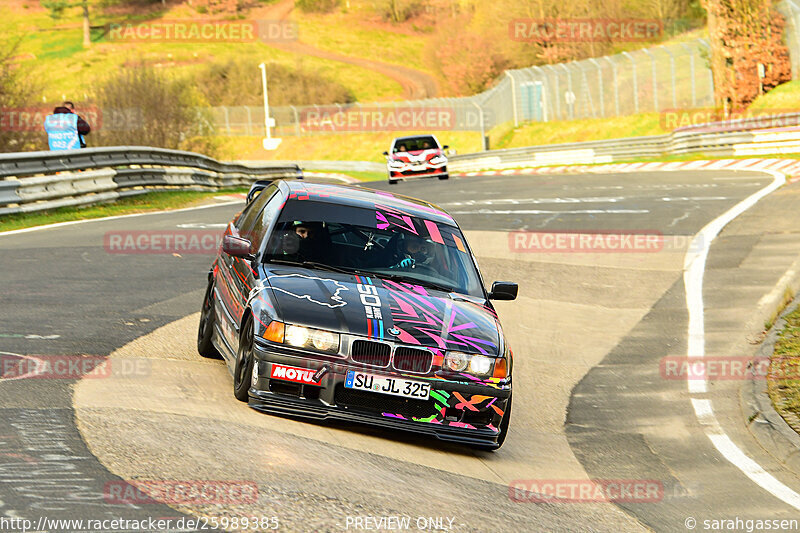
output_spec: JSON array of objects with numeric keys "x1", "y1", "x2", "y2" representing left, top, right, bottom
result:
[
  {"x1": 684, "y1": 169, "x2": 800, "y2": 509},
  {"x1": 442, "y1": 196, "x2": 729, "y2": 207},
  {"x1": 448, "y1": 209, "x2": 649, "y2": 215},
  {"x1": 0, "y1": 200, "x2": 243, "y2": 237},
  {"x1": 0, "y1": 352, "x2": 48, "y2": 381}
]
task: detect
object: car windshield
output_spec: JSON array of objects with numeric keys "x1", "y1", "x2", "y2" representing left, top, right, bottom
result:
[
  {"x1": 262, "y1": 200, "x2": 484, "y2": 297},
  {"x1": 393, "y1": 136, "x2": 438, "y2": 152}
]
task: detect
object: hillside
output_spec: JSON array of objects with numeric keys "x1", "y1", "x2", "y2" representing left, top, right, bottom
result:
[{"x1": 4, "y1": 0, "x2": 705, "y2": 105}]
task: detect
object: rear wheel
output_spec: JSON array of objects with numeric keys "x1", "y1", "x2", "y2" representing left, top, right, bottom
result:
[
  {"x1": 197, "y1": 279, "x2": 221, "y2": 359},
  {"x1": 233, "y1": 319, "x2": 255, "y2": 402}
]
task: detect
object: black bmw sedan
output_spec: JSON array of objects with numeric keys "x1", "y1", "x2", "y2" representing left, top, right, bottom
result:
[{"x1": 198, "y1": 179, "x2": 517, "y2": 449}]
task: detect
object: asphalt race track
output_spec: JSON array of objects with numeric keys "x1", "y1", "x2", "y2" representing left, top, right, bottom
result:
[{"x1": 3, "y1": 169, "x2": 800, "y2": 532}]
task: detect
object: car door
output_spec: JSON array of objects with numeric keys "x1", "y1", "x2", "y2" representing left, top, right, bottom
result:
[{"x1": 216, "y1": 185, "x2": 278, "y2": 353}]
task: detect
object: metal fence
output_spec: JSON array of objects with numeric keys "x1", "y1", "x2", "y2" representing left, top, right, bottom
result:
[{"x1": 209, "y1": 39, "x2": 715, "y2": 138}]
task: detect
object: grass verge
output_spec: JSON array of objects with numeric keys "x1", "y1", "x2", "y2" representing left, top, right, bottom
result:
[
  {"x1": 768, "y1": 303, "x2": 800, "y2": 434},
  {"x1": 0, "y1": 188, "x2": 246, "y2": 233}
]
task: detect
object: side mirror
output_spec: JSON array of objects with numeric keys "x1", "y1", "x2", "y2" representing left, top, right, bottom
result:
[
  {"x1": 382, "y1": 151, "x2": 389, "y2": 156},
  {"x1": 223, "y1": 235, "x2": 254, "y2": 260},
  {"x1": 489, "y1": 281, "x2": 517, "y2": 301},
  {"x1": 442, "y1": 145, "x2": 449, "y2": 150}
]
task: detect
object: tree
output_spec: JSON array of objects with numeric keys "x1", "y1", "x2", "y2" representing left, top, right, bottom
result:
[
  {"x1": 42, "y1": 0, "x2": 92, "y2": 48},
  {"x1": 701, "y1": 0, "x2": 791, "y2": 111}
]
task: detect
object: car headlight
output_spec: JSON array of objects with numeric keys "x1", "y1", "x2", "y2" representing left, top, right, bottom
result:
[
  {"x1": 444, "y1": 351, "x2": 470, "y2": 372},
  {"x1": 285, "y1": 325, "x2": 309, "y2": 347},
  {"x1": 388, "y1": 160, "x2": 405, "y2": 169},
  {"x1": 268, "y1": 323, "x2": 340, "y2": 353},
  {"x1": 469, "y1": 354, "x2": 493, "y2": 376},
  {"x1": 429, "y1": 155, "x2": 446, "y2": 165},
  {"x1": 311, "y1": 329, "x2": 338, "y2": 351},
  {"x1": 444, "y1": 351, "x2": 494, "y2": 376}
]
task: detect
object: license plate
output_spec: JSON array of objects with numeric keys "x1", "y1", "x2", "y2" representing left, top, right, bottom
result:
[
  {"x1": 411, "y1": 164, "x2": 427, "y2": 171},
  {"x1": 345, "y1": 370, "x2": 430, "y2": 400}
]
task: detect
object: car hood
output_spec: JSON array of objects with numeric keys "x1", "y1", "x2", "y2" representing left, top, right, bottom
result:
[{"x1": 263, "y1": 268, "x2": 500, "y2": 356}]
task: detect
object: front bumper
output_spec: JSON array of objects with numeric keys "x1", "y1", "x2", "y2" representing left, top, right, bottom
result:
[
  {"x1": 388, "y1": 165, "x2": 448, "y2": 180},
  {"x1": 249, "y1": 341, "x2": 509, "y2": 448}
]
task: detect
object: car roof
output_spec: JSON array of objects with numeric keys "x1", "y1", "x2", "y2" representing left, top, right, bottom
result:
[{"x1": 280, "y1": 180, "x2": 456, "y2": 226}]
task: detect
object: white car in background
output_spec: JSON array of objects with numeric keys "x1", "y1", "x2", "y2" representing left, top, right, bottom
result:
[{"x1": 383, "y1": 135, "x2": 449, "y2": 184}]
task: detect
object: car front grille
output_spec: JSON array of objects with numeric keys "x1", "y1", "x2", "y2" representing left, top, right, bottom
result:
[
  {"x1": 393, "y1": 347, "x2": 433, "y2": 373},
  {"x1": 350, "y1": 340, "x2": 391, "y2": 367},
  {"x1": 334, "y1": 384, "x2": 433, "y2": 419}
]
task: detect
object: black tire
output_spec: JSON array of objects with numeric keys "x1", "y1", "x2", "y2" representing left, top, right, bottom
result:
[
  {"x1": 233, "y1": 318, "x2": 255, "y2": 402},
  {"x1": 472, "y1": 394, "x2": 511, "y2": 451},
  {"x1": 197, "y1": 280, "x2": 222, "y2": 359},
  {"x1": 388, "y1": 179, "x2": 398, "y2": 185},
  {"x1": 438, "y1": 174, "x2": 450, "y2": 180},
  {"x1": 495, "y1": 394, "x2": 512, "y2": 449}
]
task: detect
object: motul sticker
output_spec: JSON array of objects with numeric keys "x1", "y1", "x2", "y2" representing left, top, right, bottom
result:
[{"x1": 270, "y1": 364, "x2": 322, "y2": 385}]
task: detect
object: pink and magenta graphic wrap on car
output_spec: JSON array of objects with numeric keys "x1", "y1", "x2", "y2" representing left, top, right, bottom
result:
[{"x1": 380, "y1": 279, "x2": 498, "y2": 355}]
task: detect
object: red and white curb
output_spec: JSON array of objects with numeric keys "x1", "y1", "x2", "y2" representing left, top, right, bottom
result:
[{"x1": 454, "y1": 158, "x2": 800, "y2": 183}]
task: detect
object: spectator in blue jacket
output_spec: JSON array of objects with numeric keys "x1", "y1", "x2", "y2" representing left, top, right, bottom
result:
[{"x1": 44, "y1": 101, "x2": 91, "y2": 150}]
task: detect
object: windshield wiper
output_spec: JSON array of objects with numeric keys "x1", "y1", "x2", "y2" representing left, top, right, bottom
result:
[{"x1": 265, "y1": 258, "x2": 353, "y2": 275}]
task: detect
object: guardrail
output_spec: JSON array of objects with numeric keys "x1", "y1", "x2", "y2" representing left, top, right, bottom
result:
[
  {"x1": 4, "y1": 123, "x2": 800, "y2": 217},
  {"x1": 0, "y1": 146, "x2": 302, "y2": 216},
  {"x1": 444, "y1": 126, "x2": 800, "y2": 172}
]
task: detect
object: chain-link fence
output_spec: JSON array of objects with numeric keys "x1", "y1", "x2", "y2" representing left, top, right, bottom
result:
[{"x1": 210, "y1": 38, "x2": 716, "y2": 138}]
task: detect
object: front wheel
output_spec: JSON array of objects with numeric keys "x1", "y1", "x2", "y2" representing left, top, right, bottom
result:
[
  {"x1": 233, "y1": 319, "x2": 255, "y2": 402},
  {"x1": 388, "y1": 178, "x2": 398, "y2": 185},
  {"x1": 472, "y1": 394, "x2": 511, "y2": 451},
  {"x1": 495, "y1": 394, "x2": 512, "y2": 448},
  {"x1": 438, "y1": 174, "x2": 450, "y2": 180}
]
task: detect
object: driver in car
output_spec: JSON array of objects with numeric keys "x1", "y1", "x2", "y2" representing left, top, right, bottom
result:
[{"x1": 391, "y1": 234, "x2": 436, "y2": 270}]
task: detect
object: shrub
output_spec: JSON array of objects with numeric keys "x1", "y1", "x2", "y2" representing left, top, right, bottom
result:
[
  {"x1": 91, "y1": 64, "x2": 215, "y2": 155},
  {"x1": 197, "y1": 59, "x2": 355, "y2": 106},
  {"x1": 0, "y1": 40, "x2": 45, "y2": 152}
]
